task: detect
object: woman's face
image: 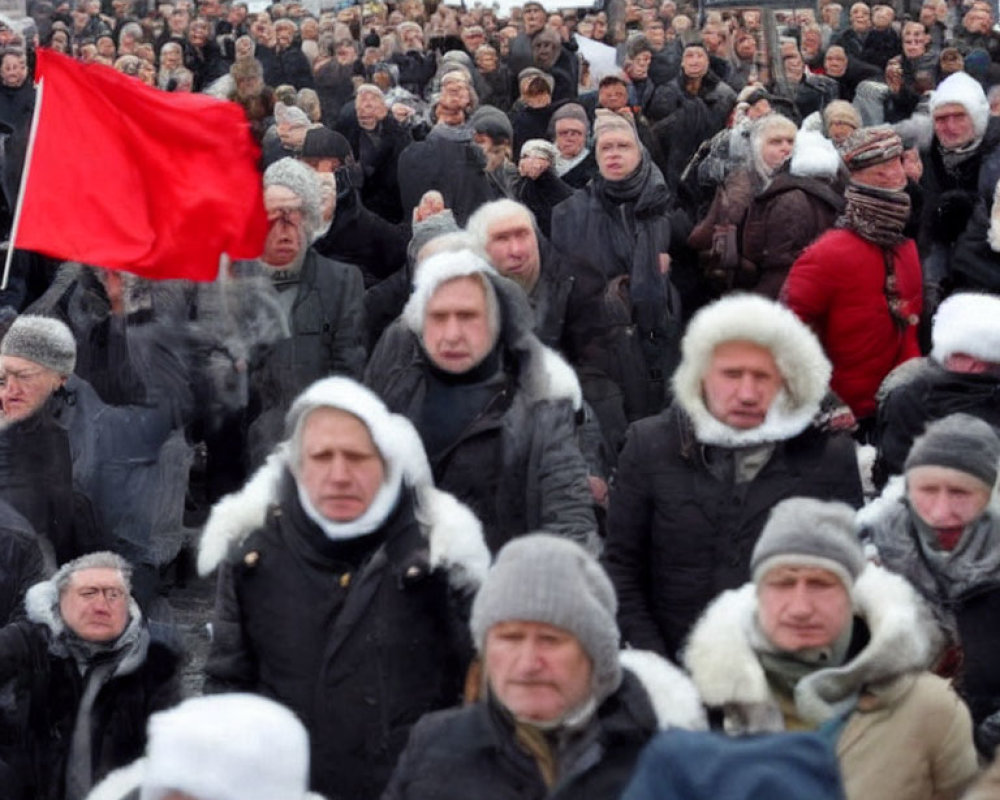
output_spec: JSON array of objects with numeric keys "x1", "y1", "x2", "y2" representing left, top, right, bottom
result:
[
  {"x1": 760, "y1": 128, "x2": 795, "y2": 170},
  {"x1": 596, "y1": 130, "x2": 641, "y2": 180}
]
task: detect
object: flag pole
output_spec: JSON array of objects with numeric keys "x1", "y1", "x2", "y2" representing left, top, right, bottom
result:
[{"x1": 2, "y1": 74, "x2": 44, "y2": 292}]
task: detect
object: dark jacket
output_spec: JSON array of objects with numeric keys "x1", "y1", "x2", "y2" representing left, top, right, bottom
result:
[
  {"x1": 258, "y1": 43, "x2": 314, "y2": 90},
  {"x1": 951, "y1": 196, "x2": 1000, "y2": 292},
  {"x1": 243, "y1": 251, "x2": 366, "y2": 466},
  {"x1": 551, "y1": 158, "x2": 681, "y2": 417},
  {"x1": 605, "y1": 403, "x2": 862, "y2": 662},
  {"x1": 364, "y1": 276, "x2": 597, "y2": 555},
  {"x1": 203, "y1": 471, "x2": 486, "y2": 800},
  {"x1": 0, "y1": 503, "x2": 44, "y2": 626},
  {"x1": 741, "y1": 170, "x2": 844, "y2": 299},
  {"x1": 383, "y1": 669, "x2": 675, "y2": 800},
  {"x1": 0, "y1": 596, "x2": 180, "y2": 800},
  {"x1": 389, "y1": 49, "x2": 436, "y2": 97},
  {"x1": 336, "y1": 113, "x2": 413, "y2": 224},
  {"x1": 557, "y1": 149, "x2": 598, "y2": 190}
]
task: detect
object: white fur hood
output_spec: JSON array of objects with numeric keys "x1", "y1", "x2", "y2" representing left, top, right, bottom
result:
[
  {"x1": 672, "y1": 294, "x2": 832, "y2": 447},
  {"x1": 683, "y1": 564, "x2": 939, "y2": 728},
  {"x1": 620, "y1": 648, "x2": 708, "y2": 732},
  {"x1": 197, "y1": 445, "x2": 490, "y2": 593}
]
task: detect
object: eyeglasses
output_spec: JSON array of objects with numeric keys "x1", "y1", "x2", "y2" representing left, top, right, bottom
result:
[
  {"x1": 76, "y1": 586, "x2": 128, "y2": 603},
  {"x1": 0, "y1": 367, "x2": 50, "y2": 388}
]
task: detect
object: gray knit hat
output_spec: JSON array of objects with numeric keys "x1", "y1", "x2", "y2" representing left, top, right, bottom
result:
[
  {"x1": 470, "y1": 533, "x2": 622, "y2": 704},
  {"x1": 470, "y1": 105, "x2": 513, "y2": 143},
  {"x1": 549, "y1": 103, "x2": 590, "y2": 136},
  {"x1": 0, "y1": 315, "x2": 76, "y2": 376},
  {"x1": 904, "y1": 413, "x2": 1000, "y2": 489},
  {"x1": 751, "y1": 498, "x2": 865, "y2": 589}
]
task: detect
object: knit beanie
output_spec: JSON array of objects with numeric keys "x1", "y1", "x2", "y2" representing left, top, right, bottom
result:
[
  {"x1": 904, "y1": 413, "x2": 1000, "y2": 489},
  {"x1": 470, "y1": 105, "x2": 513, "y2": 143},
  {"x1": 839, "y1": 125, "x2": 903, "y2": 171},
  {"x1": 263, "y1": 157, "x2": 323, "y2": 235},
  {"x1": 930, "y1": 70, "x2": 990, "y2": 139},
  {"x1": 822, "y1": 99, "x2": 861, "y2": 130},
  {"x1": 0, "y1": 314, "x2": 76, "y2": 376},
  {"x1": 470, "y1": 533, "x2": 622, "y2": 705},
  {"x1": 549, "y1": 102, "x2": 590, "y2": 136},
  {"x1": 751, "y1": 498, "x2": 865, "y2": 590},
  {"x1": 520, "y1": 138, "x2": 558, "y2": 162},
  {"x1": 140, "y1": 694, "x2": 322, "y2": 800}
]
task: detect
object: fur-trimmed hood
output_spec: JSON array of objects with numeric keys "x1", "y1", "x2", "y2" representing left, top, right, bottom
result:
[
  {"x1": 197, "y1": 442, "x2": 490, "y2": 593},
  {"x1": 397, "y1": 248, "x2": 582, "y2": 411},
  {"x1": 930, "y1": 292, "x2": 1000, "y2": 364},
  {"x1": 789, "y1": 129, "x2": 842, "y2": 180},
  {"x1": 683, "y1": 565, "x2": 940, "y2": 730},
  {"x1": 620, "y1": 648, "x2": 707, "y2": 732},
  {"x1": 671, "y1": 294, "x2": 832, "y2": 447}
]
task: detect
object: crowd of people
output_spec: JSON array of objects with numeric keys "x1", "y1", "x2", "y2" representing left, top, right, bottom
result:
[{"x1": 0, "y1": 0, "x2": 999, "y2": 796}]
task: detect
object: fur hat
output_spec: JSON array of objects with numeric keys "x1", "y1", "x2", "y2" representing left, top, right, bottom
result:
[
  {"x1": 470, "y1": 533, "x2": 622, "y2": 710},
  {"x1": 402, "y1": 249, "x2": 498, "y2": 335},
  {"x1": 0, "y1": 314, "x2": 76, "y2": 376},
  {"x1": 929, "y1": 71, "x2": 989, "y2": 139},
  {"x1": 839, "y1": 125, "x2": 903, "y2": 171},
  {"x1": 470, "y1": 105, "x2": 513, "y2": 143},
  {"x1": 520, "y1": 138, "x2": 558, "y2": 162},
  {"x1": 751, "y1": 498, "x2": 865, "y2": 589},
  {"x1": 139, "y1": 694, "x2": 323, "y2": 800},
  {"x1": 904, "y1": 413, "x2": 1000, "y2": 489},
  {"x1": 671, "y1": 294, "x2": 831, "y2": 447},
  {"x1": 790, "y1": 129, "x2": 842, "y2": 179},
  {"x1": 930, "y1": 292, "x2": 1000, "y2": 365}
]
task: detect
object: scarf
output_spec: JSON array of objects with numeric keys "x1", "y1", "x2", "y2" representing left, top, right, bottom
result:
[
  {"x1": 599, "y1": 149, "x2": 656, "y2": 204},
  {"x1": 839, "y1": 180, "x2": 911, "y2": 248},
  {"x1": 555, "y1": 148, "x2": 590, "y2": 177}
]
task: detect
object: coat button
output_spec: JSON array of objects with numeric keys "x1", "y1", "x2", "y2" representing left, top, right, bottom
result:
[
  {"x1": 244, "y1": 551, "x2": 259, "y2": 567},
  {"x1": 340, "y1": 573, "x2": 351, "y2": 588}
]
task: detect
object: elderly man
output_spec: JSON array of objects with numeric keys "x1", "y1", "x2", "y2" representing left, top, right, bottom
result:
[
  {"x1": 365, "y1": 249, "x2": 597, "y2": 554},
  {"x1": 0, "y1": 552, "x2": 180, "y2": 800},
  {"x1": 604, "y1": 295, "x2": 863, "y2": 663},
  {"x1": 862, "y1": 415, "x2": 1000, "y2": 758},
  {"x1": 874, "y1": 293, "x2": 1000, "y2": 484},
  {"x1": 383, "y1": 534, "x2": 706, "y2": 800},
  {"x1": 685, "y1": 497, "x2": 979, "y2": 800},
  {"x1": 242, "y1": 157, "x2": 365, "y2": 467},
  {"x1": 200, "y1": 376, "x2": 490, "y2": 800},
  {"x1": 783, "y1": 126, "x2": 922, "y2": 431},
  {"x1": 919, "y1": 72, "x2": 1000, "y2": 302}
]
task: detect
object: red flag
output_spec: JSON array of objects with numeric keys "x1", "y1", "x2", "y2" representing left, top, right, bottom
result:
[{"x1": 12, "y1": 49, "x2": 267, "y2": 281}]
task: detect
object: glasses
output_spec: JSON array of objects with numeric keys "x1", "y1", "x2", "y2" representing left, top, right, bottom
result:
[
  {"x1": 0, "y1": 367, "x2": 50, "y2": 388},
  {"x1": 76, "y1": 586, "x2": 127, "y2": 603}
]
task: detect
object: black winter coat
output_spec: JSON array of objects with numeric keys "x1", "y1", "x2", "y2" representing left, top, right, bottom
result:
[
  {"x1": 0, "y1": 503, "x2": 43, "y2": 625},
  {"x1": 604, "y1": 404, "x2": 863, "y2": 662},
  {"x1": 336, "y1": 114, "x2": 413, "y2": 224},
  {"x1": 383, "y1": 670, "x2": 660, "y2": 800},
  {"x1": 258, "y1": 43, "x2": 314, "y2": 90},
  {"x1": 0, "y1": 623, "x2": 180, "y2": 800},
  {"x1": 205, "y1": 483, "x2": 474, "y2": 800}
]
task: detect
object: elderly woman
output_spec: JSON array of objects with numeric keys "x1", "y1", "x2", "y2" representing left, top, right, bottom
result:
[
  {"x1": 548, "y1": 103, "x2": 596, "y2": 189},
  {"x1": 551, "y1": 111, "x2": 681, "y2": 420},
  {"x1": 687, "y1": 113, "x2": 797, "y2": 294}
]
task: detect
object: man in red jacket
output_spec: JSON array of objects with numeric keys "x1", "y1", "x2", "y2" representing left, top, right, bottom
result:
[{"x1": 782, "y1": 125, "x2": 922, "y2": 439}]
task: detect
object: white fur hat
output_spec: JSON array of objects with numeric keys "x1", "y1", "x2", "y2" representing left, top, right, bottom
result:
[
  {"x1": 929, "y1": 71, "x2": 990, "y2": 139},
  {"x1": 401, "y1": 249, "x2": 498, "y2": 335},
  {"x1": 930, "y1": 292, "x2": 1000, "y2": 365},
  {"x1": 139, "y1": 694, "x2": 324, "y2": 800}
]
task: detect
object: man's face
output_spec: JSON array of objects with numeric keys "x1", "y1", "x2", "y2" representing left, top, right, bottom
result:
[
  {"x1": 851, "y1": 154, "x2": 907, "y2": 190},
  {"x1": 461, "y1": 27, "x2": 484, "y2": 51},
  {"x1": 161, "y1": 43, "x2": 183, "y2": 69},
  {"x1": 0, "y1": 355, "x2": 63, "y2": 422},
  {"x1": 422, "y1": 276, "x2": 495, "y2": 374},
  {"x1": 598, "y1": 81, "x2": 628, "y2": 111},
  {"x1": 356, "y1": 91, "x2": 386, "y2": 130},
  {"x1": 485, "y1": 620, "x2": 593, "y2": 723},
  {"x1": 523, "y1": 4, "x2": 546, "y2": 34},
  {"x1": 486, "y1": 213, "x2": 541, "y2": 290},
  {"x1": 476, "y1": 48, "x2": 497, "y2": 72},
  {"x1": 532, "y1": 30, "x2": 560, "y2": 69},
  {"x1": 554, "y1": 117, "x2": 586, "y2": 158},
  {"x1": 802, "y1": 29, "x2": 822, "y2": 53},
  {"x1": 757, "y1": 566, "x2": 852, "y2": 651},
  {"x1": 920, "y1": 4, "x2": 936, "y2": 26},
  {"x1": 907, "y1": 465, "x2": 992, "y2": 535},
  {"x1": 824, "y1": 47, "x2": 847, "y2": 77},
  {"x1": 784, "y1": 53, "x2": 805, "y2": 82},
  {"x1": 701, "y1": 27, "x2": 720, "y2": 51},
  {"x1": 934, "y1": 102, "x2": 976, "y2": 150},
  {"x1": 97, "y1": 35, "x2": 117, "y2": 57},
  {"x1": 735, "y1": 34, "x2": 755, "y2": 60},
  {"x1": 263, "y1": 184, "x2": 306, "y2": 266},
  {"x1": 743, "y1": 9, "x2": 760, "y2": 29},
  {"x1": 702, "y1": 340, "x2": 783, "y2": 430},
  {"x1": 627, "y1": 50, "x2": 651, "y2": 80},
  {"x1": 592, "y1": 16, "x2": 607, "y2": 38},
  {"x1": 59, "y1": 568, "x2": 130, "y2": 643},
  {"x1": 644, "y1": 21, "x2": 665, "y2": 47},
  {"x1": 850, "y1": 3, "x2": 871, "y2": 32},
  {"x1": 275, "y1": 23, "x2": 294, "y2": 47},
  {"x1": 902, "y1": 25, "x2": 927, "y2": 57},
  {"x1": 596, "y1": 129, "x2": 641, "y2": 181},
  {"x1": 681, "y1": 46, "x2": 709, "y2": 79},
  {"x1": 827, "y1": 119, "x2": 855, "y2": 144},
  {"x1": 335, "y1": 44, "x2": 356, "y2": 64},
  {"x1": 297, "y1": 408, "x2": 384, "y2": 522},
  {"x1": 0, "y1": 55, "x2": 26, "y2": 88}
]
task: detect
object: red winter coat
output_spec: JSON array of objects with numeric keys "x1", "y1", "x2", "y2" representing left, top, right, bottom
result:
[{"x1": 781, "y1": 229, "x2": 922, "y2": 418}]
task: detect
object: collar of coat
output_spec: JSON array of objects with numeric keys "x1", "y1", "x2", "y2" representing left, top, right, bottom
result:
[
  {"x1": 683, "y1": 564, "x2": 941, "y2": 729},
  {"x1": 196, "y1": 444, "x2": 491, "y2": 594}
]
